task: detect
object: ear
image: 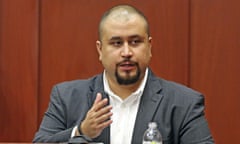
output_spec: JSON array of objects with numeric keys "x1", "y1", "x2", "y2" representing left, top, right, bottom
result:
[
  {"x1": 96, "y1": 40, "x2": 102, "y2": 61},
  {"x1": 148, "y1": 36, "x2": 153, "y2": 57}
]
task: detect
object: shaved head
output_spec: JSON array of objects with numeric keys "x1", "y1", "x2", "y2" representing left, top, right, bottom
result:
[{"x1": 98, "y1": 5, "x2": 150, "y2": 41}]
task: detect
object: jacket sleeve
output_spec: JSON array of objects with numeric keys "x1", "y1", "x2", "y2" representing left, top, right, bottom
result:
[
  {"x1": 32, "y1": 85, "x2": 73, "y2": 143},
  {"x1": 179, "y1": 95, "x2": 214, "y2": 144}
]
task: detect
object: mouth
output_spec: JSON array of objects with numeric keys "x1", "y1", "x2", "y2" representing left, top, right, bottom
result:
[{"x1": 118, "y1": 61, "x2": 137, "y2": 71}]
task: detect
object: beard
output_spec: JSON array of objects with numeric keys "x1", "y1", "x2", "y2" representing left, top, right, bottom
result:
[{"x1": 115, "y1": 61, "x2": 141, "y2": 85}]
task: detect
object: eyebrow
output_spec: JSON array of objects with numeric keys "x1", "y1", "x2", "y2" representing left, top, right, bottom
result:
[
  {"x1": 109, "y1": 35, "x2": 144, "y2": 41},
  {"x1": 109, "y1": 36, "x2": 122, "y2": 41},
  {"x1": 128, "y1": 35, "x2": 145, "y2": 39}
]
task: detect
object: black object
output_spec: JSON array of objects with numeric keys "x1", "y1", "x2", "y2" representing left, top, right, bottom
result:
[{"x1": 68, "y1": 135, "x2": 91, "y2": 144}]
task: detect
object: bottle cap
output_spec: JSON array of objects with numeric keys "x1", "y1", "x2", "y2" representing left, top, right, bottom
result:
[{"x1": 148, "y1": 122, "x2": 157, "y2": 128}]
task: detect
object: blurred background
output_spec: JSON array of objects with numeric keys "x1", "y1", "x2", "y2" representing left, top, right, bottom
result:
[{"x1": 0, "y1": 0, "x2": 239, "y2": 143}]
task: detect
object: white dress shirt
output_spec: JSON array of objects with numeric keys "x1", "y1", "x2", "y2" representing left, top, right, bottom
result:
[
  {"x1": 71, "y1": 69, "x2": 148, "y2": 144},
  {"x1": 103, "y1": 68, "x2": 148, "y2": 144}
]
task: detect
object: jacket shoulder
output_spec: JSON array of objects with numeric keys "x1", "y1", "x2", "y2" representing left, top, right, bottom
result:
[
  {"x1": 49, "y1": 74, "x2": 103, "y2": 102},
  {"x1": 54, "y1": 74, "x2": 102, "y2": 91},
  {"x1": 156, "y1": 77, "x2": 204, "y2": 104}
]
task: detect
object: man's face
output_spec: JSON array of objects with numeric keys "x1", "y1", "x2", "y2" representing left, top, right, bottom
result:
[{"x1": 97, "y1": 14, "x2": 152, "y2": 85}]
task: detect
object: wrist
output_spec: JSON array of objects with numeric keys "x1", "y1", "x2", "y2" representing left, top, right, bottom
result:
[
  {"x1": 77, "y1": 124, "x2": 83, "y2": 135},
  {"x1": 76, "y1": 124, "x2": 92, "y2": 141}
]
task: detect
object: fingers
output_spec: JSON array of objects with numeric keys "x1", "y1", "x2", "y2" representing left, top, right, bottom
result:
[
  {"x1": 94, "y1": 104, "x2": 112, "y2": 118},
  {"x1": 90, "y1": 93, "x2": 112, "y2": 123},
  {"x1": 94, "y1": 93, "x2": 102, "y2": 104},
  {"x1": 95, "y1": 117, "x2": 113, "y2": 130},
  {"x1": 93, "y1": 105, "x2": 113, "y2": 129},
  {"x1": 81, "y1": 92, "x2": 112, "y2": 138},
  {"x1": 92, "y1": 99, "x2": 108, "y2": 112}
]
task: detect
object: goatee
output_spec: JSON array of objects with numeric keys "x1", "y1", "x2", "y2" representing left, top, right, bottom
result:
[{"x1": 115, "y1": 62, "x2": 141, "y2": 85}]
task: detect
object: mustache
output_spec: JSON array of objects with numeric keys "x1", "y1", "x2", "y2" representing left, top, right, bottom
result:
[{"x1": 116, "y1": 59, "x2": 137, "y2": 66}]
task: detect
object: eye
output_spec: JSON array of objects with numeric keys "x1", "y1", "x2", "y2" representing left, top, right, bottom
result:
[
  {"x1": 110, "y1": 41, "x2": 123, "y2": 47},
  {"x1": 129, "y1": 39, "x2": 142, "y2": 46}
]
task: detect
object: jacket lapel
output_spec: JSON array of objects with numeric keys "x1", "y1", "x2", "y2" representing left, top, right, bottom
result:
[
  {"x1": 89, "y1": 74, "x2": 110, "y2": 144},
  {"x1": 132, "y1": 72, "x2": 163, "y2": 143}
]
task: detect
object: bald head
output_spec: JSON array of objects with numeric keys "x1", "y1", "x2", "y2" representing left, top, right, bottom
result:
[{"x1": 98, "y1": 5, "x2": 150, "y2": 41}]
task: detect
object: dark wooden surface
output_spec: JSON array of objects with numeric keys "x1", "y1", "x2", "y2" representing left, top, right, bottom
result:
[
  {"x1": 0, "y1": 0, "x2": 39, "y2": 141},
  {"x1": 190, "y1": 0, "x2": 240, "y2": 143}
]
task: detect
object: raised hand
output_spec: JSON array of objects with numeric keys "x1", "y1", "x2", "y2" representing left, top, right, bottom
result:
[{"x1": 80, "y1": 93, "x2": 113, "y2": 138}]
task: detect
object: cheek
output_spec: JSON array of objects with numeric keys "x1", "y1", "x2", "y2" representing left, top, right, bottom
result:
[
  {"x1": 147, "y1": 51, "x2": 152, "y2": 61},
  {"x1": 101, "y1": 52, "x2": 118, "y2": 67},
  {"x1": 136, "y1": 52, "x2": 152, "y2": 69},
  {"x1": 138, "y1": 49, "x2": 152, "y2": 61}
]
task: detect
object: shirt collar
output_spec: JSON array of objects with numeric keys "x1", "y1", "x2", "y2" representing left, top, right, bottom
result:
[{"x1": 103, "y1": 68, "x2": 149, "y2": 99}]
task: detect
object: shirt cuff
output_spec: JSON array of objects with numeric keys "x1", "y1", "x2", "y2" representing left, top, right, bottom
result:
[{"x1": 71, "y1": 125, "x2": 78, "y2": 138}]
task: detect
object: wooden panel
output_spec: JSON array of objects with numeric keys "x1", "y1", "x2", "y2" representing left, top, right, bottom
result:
[
  {"x1": 148, "y1": 0, "x2": 190, "y2": 85},
  {"x1": 190, "y1": 0, "x2": 240, "y2": 143},
  {"x1": 39, "y1": 0, "x2": 190, "y2": 123},
  {"x1": 0, "y1": 0, "x2": 39, "y2": 142}
]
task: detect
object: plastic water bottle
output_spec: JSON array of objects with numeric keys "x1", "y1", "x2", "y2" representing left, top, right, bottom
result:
[{"x1": 142, "y1": 122, "x2": 163, "y2": 144}]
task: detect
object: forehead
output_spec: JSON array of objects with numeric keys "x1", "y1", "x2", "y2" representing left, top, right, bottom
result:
[
  {"x1": 107, "y1": 9, "x2": 137, "y2": 23},
  {"x1": 101, "y1": 14, "x2": 147, "y2": 39}
]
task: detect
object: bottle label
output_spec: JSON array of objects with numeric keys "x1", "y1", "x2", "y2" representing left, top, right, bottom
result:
[{"x1": 142, "y1": 141, "x2": 162, "y2": 144}]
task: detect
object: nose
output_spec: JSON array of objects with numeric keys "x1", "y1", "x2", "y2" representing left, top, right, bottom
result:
[{"x1": 121, "y1": 43, "x2": 133, "y2": 57}]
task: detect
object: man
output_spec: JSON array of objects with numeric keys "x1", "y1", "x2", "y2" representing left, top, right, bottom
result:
[{"x1": 33, "y1": 4, "x2": 214, "y2": 144}]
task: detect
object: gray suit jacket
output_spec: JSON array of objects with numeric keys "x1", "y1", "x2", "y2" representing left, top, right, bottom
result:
[{"x1": 33, "y1": 70, "x2": 214, "y2": 144}]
